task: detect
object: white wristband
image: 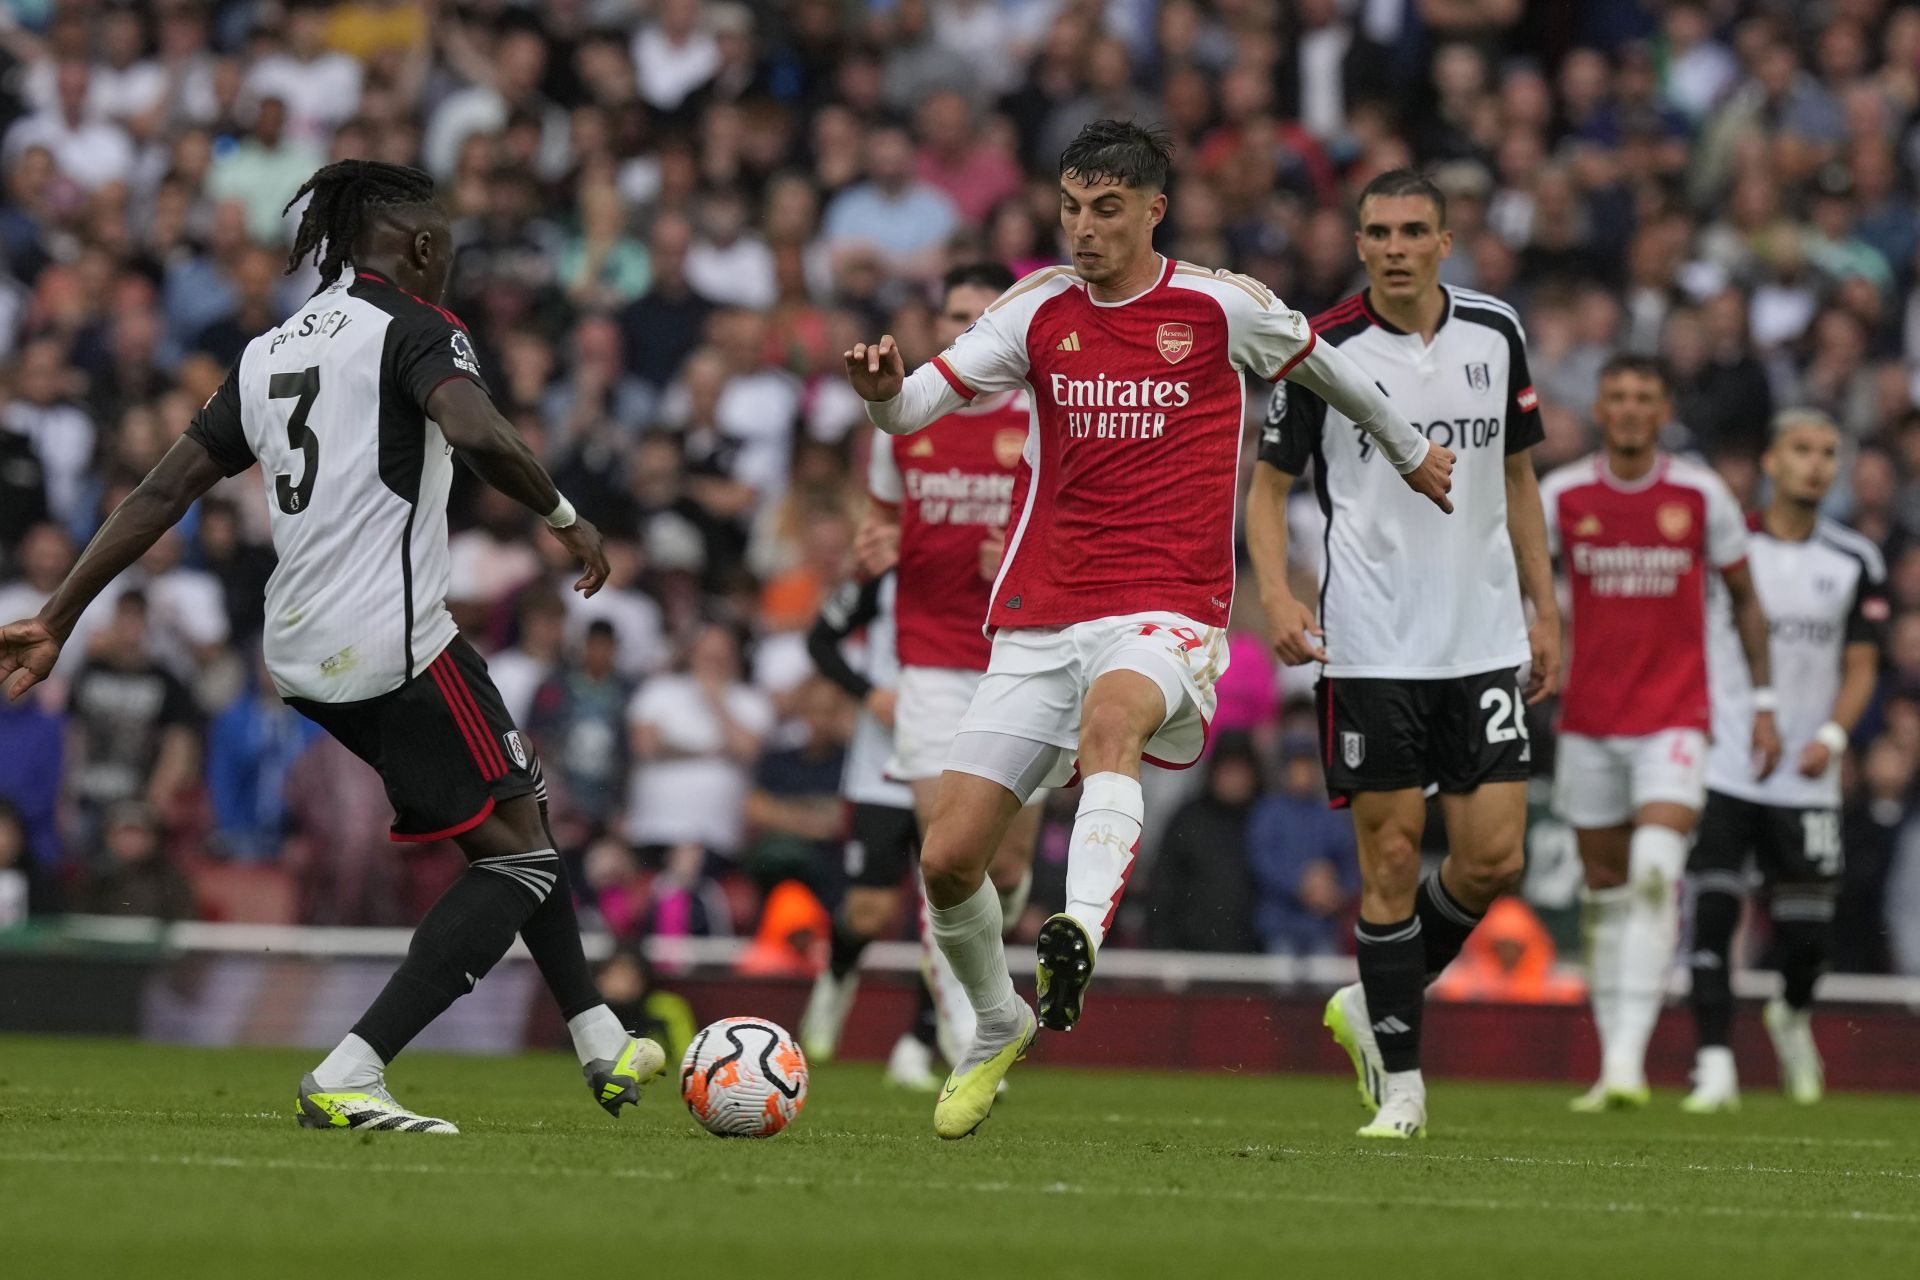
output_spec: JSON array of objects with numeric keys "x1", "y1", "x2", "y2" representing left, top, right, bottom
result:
[
  {"x1": 1815, "y1": 721, "x2": 1849, "y2": 755},
  {"x1": 544, "y1": 495, "x2": 577, "y2": 529},
  {"x1": 1751, "y1": 687, "x2": 1778, "y2": 714}
]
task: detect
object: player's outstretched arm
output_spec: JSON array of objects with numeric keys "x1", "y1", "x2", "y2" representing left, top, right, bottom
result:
[
  {"x1": 1723, "y1": 561, "x2": 1781, "y2": 777},
  {"x1": 1505, "y1": 453, "x2": 1562, "y2": 704},
  {"x1": 428, "y1": 377, "x2": 608, "y2": 596},
  {"x1": 844, "y1": 335, "x2": 966, "y2": 437},
  {"x1": 1285, "y1": 339, "x2": 1454, "y2": 513},
  {"x1": 1246, "y1": 462, "x2": 1327, "y2": 666},
  {"x1": 1, "y1": 435, "x2": 226, "y2": 700}
]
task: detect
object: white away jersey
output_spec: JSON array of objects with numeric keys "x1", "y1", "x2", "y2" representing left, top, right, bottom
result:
[
  {"x1": 185, "y1": 267, "x2": 486, "y2": 703},
  {"x1": 1258, "y1": 287, "x2": 1544, "y2": 678},
  {"x1": 1707, "y1": 519, "x2": 1886, "y2": 807}
]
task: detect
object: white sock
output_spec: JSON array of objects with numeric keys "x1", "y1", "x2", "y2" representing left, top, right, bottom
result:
[
  {"x1": 313, "y1": 1032, "x2": 385, "y2": 1090},
  {"x1": 918, "y1": 884, "x2": 976, "y2": 1064},
  {"x1": 1583, "y1": 885, "x2": 1631, "y2": 1079},
  {"x1": 1384, "y1": 1067, "x2": 1425, "y2": 1099},
  {"x1": 925, "y1": 875, "x2": 1021, "y2": 1052},
  {"x1": 1063, "y1": 772, "x2": 1144, "y2": 952},
  {"x1": 996, "y1": 866, "x2": 1033, "y2": 931},
  {"x1": 1610, "y1": 824, "x2": 1688, "y2": 1087},
  {"x1": 567, "y1": 1004, "x2": 630, "y2": 1066}
]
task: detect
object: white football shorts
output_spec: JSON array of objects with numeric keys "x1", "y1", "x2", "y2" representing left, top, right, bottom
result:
[
  {"x1": 948, "y1": 610, "x2": 1227, "y2": 794},
  {"x1": 1553, "y1": 728, "x2": 1709, "y2": 829},
  {"x1": 889, "y1": 665, "x2": 983, "y2": 782}
]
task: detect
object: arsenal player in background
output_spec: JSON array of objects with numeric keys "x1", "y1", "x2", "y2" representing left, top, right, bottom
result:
[
  {"x1": 1541, "y1": 353, "x2": 1780, "y2": 1113},
  {"x1": 844, "y1": 119, "x2": 1454, "y2": 1140}
]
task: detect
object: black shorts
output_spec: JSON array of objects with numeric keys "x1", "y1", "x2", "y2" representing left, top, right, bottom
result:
[
  {"x1": 1315, "y1": 667, "x2": 1532, "y2": 802},
  {"x1": 287, "y1": 636, "x2": 540, "y2": 842},
  {"x1": 843, "y1": 802, "x2": 919, "y2": 889},
  {"x1": 1692, "y1": 791, "x2": 1843, "y2": 886}
]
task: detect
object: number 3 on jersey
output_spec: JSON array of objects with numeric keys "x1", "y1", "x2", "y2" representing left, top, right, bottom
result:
[{"x1": 271, "y1": 366, "x2": 321, "y2": 514}]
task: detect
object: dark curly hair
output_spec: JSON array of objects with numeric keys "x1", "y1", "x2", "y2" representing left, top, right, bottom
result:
[
  {"x1": 1059, "y1": 119, "x2": 1174, "y2": 193},
  {"x1": 282, "y1": 159, "x2": 439, "y2": 288}
]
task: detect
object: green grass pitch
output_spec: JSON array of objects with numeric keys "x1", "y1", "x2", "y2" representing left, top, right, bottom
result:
[{"x1": 2, "y1": 1036, "x2": 1917, "y2": 1279}]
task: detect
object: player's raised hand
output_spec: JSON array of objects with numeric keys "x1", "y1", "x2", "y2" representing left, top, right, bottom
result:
[
  {"x1": 854, "y1": 510, "x2": 900, "y2": 578},
  {"x1": 844, "y1": 335, "x2": 905, "y2": 402},
  {"x1": 1752, "y1": 710, "x2": 1783, "y2": 778},
  {"x1": 1404, "y1": 441, "x2": 1455, "y2": 514},
  {"x1": 552, "y1": 516, "x2": 609, "y2": 597},
  {"x1": 0, "y1": 617, "x2": 61, "y2": 701},
  {"x1": 1524, "y1": 613, "x2": 1563, "y2": 705},
  {"x1": 1266, "y1": 594, "x2": 1328, "y2": 666}
]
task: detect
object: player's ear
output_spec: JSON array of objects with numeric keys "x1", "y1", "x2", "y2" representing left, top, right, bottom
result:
[
  {"x1": 1147, "y1": 191, "x2": 1166, "y2": 229},
  {"x1": 412, "y1": 229, "x2": 434, "y2": 271}
]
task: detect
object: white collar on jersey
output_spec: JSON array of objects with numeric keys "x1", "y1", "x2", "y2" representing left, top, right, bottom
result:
[
  {"x1": 1596, "y1": 451, "x2": 1668, "y2": 493},
  {"x1": 1085, "y1": 255, "x2": 1173, "y2": 308}
]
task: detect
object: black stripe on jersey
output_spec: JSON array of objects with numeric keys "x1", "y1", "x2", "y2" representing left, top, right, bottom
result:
[
  {"x1": 1308, "y1": 295, "x2": 1374, "y2": 347},
  {"x1": 1452, "y1": 303, "x2": 1545, "y2": 456},
  {"x1": 1814, "y1": 519, "x2": 1887, "y2": 582},
  {"x1": 399, "y1": 505, "x2": 416, "y2": 679}
]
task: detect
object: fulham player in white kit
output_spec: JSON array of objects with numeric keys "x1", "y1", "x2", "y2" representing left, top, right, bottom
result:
[
  {"x1": 0, "y1": 163, "x2": 664, "y2": 1132},
  {"x1": 1685, "y1": 411, "x2": 1884, "y2": 1111},
  {"x1": 1248, "y1": 170, "x2": 1561, "y2": 1140},
  {"x1": 1541, "y1": 354, "x2": 1781, "y2": 1111},
  {"x1": 844, "y1": 121, "x2": 1454, "y2": 1138}
]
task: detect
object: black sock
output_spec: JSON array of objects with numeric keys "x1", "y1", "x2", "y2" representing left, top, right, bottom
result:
[
  {"x1": 518, "y1": 854, "x2": 603, "y2": 1020},
  {"x1": 353, "y1": 847, "x2": 559, "y2": 1061},
  {"x1": 1771, "y1": 888, "x2": 1833, "y2": 1010},
  {"x1": 1689, "y1": 881, "x2": 1741, "y2": 1048},
  {"x1": 829, "y1": 915, "x2": 870, "y2": 981},
  {"x1": 1355, "y1": 915, "x2": 1425, "y2": 1073},
  {"x1": 910, "y1": 978, "x2": 939, "y2": 1050},
  {"x1": 1415, "y1": 872, "x2": 1484, "y2": 983}
]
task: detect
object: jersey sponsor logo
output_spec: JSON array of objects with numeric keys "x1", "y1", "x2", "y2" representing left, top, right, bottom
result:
[
  {"x1": 451, "y1": 330, "x2": 481, "y2": 376},
  {"x1": 1464, "y1": 362, "x2": 1490, "y2": 392},
  {"x1": 1353, "y1": 416, "x2": 1501, "y2": 459},
  {"x1": 1569, "y1": 543, "x2": 1693, "y2": 597},
  {"x1": 503, "y1": 730, "x2": 528, "y2": 769},
  {"x1": 1156, "y1": 322, "x2": 1194, "y2": 364},
  {"x1": 1342, "y1": 731, "x2": 1365, "y2": 769},
  {"x1": 1770, "y1": 615, "x2": 1842, "y2": 644},
  {"x1": 1049, "y1": 372, "x2": 1190, "y2": 440},
  {"x1": 1657, "y1": 502, "x2": 1693, "y2": 541},
  {"x1": 903, "y1": 467, "x2": 1015, "y2": 526},
  {"x1": 1056, "y1": 330, "x2": 1082, "y2": 352},
  {"x1": 992, "y1": 427, "x2": 1025, "y2": 469}
]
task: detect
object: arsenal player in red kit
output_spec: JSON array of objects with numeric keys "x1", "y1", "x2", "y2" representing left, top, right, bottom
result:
[
  {"x1": 845, "y1": 119, "x2": 1455, "y2": 1138},
  {"x1": 1541, "y1": 353, "x2": 1780, "y2": 1111}
]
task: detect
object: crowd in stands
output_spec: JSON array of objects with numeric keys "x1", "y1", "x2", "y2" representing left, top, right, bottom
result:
[{"x1": 3, "y1": 0, "x2": 1920, "y2": 979}]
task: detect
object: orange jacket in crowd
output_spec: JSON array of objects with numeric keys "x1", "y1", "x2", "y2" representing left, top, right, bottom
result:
[{"x1": 1432, "y1": 897, "x2": 1587, "y2": 1004}]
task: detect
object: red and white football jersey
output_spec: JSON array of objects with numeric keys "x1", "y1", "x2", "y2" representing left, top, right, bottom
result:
[
  {"x1": 869, "y1": 390, "x2": 1029, "y2": 670},
  {"x1": 1541, "y1": 452, "x2": 1749, "y2": 737},
  {"x1": 927, "y1": 257, "x2": 1317, "y2": 631}
]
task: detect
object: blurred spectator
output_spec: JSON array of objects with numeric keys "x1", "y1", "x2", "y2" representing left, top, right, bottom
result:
[
  {"x1": 619, "y1": 211, "x2": 713, "y2": 390},
  {"x1": 82, "y1": 802, "x2": 195, "y2": 920},
  {"x1": 206, "y1": 96, "x2": 325, "y2": 244},
  {"x1": 0, "y1": 800, "x2": 33, "y2": 926},
  {"x1": 3, "y1": 339, "x2": 97, "y2": 533},
  {"x1": 284, "y1": 734, "x2": 405, "y2": 926},
  {"x1": 624, "y1": 623, "x2": 773, "y2": 861},
  {"x1": 744, "y1": 675, "x2": 849, "y2": 895},
  {"x1": 65, "y1": 592, "x2": 201, "y2": 845},
  {"x1": 913, "y1": 90, "x2": 1023, "y2": 226},
  {"x1": 206, "y1": 656, "x2": 321, "y2": 861},
  {"x1": 821, "y1": 122, "x2": 959, "y2": 280},
  {"x1": 488, "y1": 590, "x2": 567, "y2": 728},
  {"x1": 1248, "y1": 732, "x2": 1359, "y2": 957},
  {"x1": 582, "y1": 835, "x2": 649, "y2": 938},
  {"x1": 447, "y1": 490, "x2": 543, "y2": 635},
  {"x1": 1432, "y1": 898, "x2": 1585, "y2": 1002},
  {"x1": 596, "y1": 942, "x2": 696, "y2": 1063},
  {"x1": 243, "y1": 0, "x2": 364, "y2": 147},
  {"x1": 1146, "y1": 733, "x2": 1259, "y2": 952},
  {"x1": 559, "y1": 177, "x2": 651, "y2": 312},
  {"x1": 528, "y1": 619, "x2": 634, "y2": 840},
  {"x1": 2, "y1": 58, "x2": 135, "y2": 191},
  {"x1": 0, "y1": 684, "x2": 61, "y2": 872}
]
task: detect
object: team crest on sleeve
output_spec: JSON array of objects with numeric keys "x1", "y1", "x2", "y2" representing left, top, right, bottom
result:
[
  {"x1": 1156, "y1": 322, "x2": 1194, "y2": 364},
  {"x1": 993, "y1": 427, "x2": 1026, "y2": 469},
  {"x1": 1657, "y1": 503, "x2": 1693, "y2": 541},
  {"x1": 1341, "y1": 731, "x2": 1365, "y2": 769},
  {"x1": 503, "y1": 730, "x2": 528, "y2": 769},
  {"x1": 450, "y1": 329, "x2": 480, "y2": 375},
  {"x1": 1464, "y1": 362, "x2": 1490, "y2": 393}
]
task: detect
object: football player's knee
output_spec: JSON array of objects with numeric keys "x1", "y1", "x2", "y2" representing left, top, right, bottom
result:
[
  {"x1": 919, "y1": 832, "x2": 988, "y2": 904},
  {"x1": 844, "y1": 889, "x2": 898, "y2": 939},
  {"x1": 1459, "y1": 847, "x2": 1525, "y2": 900},
  {"x1": 1361, "y1": 829, "x2": 1422, "y2": 901}
]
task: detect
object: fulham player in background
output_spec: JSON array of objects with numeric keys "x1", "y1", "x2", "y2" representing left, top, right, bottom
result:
[
  {"x1": 845, "y1": 120, "x2": 1453, "y2": 1139},
  {"x1": 1248, "y1": 169, "x2": 1560, "y2": 1140},
  {"x1": 1685, "y1": 411, "x2": 1884, "y2": 1112},
  {"x1": 1541, "y1": 354, "x2": 1780, "y2": 1112}
]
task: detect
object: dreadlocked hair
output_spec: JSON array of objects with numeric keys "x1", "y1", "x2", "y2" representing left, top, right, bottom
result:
[{"x1": 283, "y1": 160, "x2": 438, "y2": 287}]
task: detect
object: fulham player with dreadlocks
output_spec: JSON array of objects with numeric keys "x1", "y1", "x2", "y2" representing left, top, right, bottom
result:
[{"x1": 0, "y1": 161, "x2": 665, "y2": 1133}]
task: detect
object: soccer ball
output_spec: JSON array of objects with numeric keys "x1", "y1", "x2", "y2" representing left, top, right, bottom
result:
[{"x1": 679, "y1": 1017, "x2": 809, "y2": 1137}]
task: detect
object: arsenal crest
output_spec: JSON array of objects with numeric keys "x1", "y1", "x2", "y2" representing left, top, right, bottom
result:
[
  {"x1": 1156, "y1": 321, "x2": 1194, "y2": 364},
  {"x1": 1657, "y1": 502, "x2": 1693, "y2": 541},
  {"x1": 1465, "y1": 362, "x2": 1490, "y2": 392},
  {"x1": 1341, "y1": 731, "x2": 1365, "y2": 769},
  {"x1": 992, "y1": 427, "x2": 1026, "y2": 469}
]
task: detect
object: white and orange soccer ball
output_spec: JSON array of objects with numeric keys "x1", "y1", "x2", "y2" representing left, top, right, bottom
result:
[{"x1": 679, "y1": 1017, "x2": 809, "y2": 1137}]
